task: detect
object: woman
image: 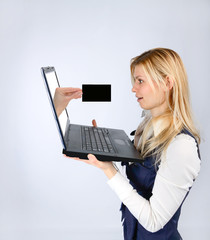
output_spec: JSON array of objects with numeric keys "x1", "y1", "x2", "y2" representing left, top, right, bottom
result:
[{"x1": 63, "y1": 48, "x2": 201, "y2": 239}]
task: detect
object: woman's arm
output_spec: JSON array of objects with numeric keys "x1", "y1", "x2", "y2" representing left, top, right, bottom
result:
[
  {"x1": 107, "y1": 133, "x2": 201, "y2": 232},
  {"x1": 64, "y1": 119, "x2": 200, "y2": 232}
]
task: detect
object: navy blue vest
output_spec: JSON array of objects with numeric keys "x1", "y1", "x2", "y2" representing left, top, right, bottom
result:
[{"x1": 120, "y1": 128, "x2": 200, "y2": 240}]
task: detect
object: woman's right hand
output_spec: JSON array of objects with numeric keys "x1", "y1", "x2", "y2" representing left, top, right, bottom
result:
[{"x1": 53, "y1": 87, "x2": 82, "y2": 117}]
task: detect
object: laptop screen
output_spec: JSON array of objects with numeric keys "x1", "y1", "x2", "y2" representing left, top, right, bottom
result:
[{"x1": 41, "y1": 67, "x2": 69, "y2": 149}]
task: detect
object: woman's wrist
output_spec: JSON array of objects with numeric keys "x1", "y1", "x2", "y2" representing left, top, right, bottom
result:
[{"x1": 103, "y1": 164, "x2": 118, "y2": 179}]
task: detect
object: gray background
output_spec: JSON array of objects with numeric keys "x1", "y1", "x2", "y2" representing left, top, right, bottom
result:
[{"x1": 0, "y1": 0, "x2": 209, "y2": 239}]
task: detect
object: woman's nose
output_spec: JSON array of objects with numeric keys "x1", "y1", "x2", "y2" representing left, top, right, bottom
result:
[
  {"x1": 132, "y1": 83, "x2": 137, "y2": 92},
  {"x1": 132, "y1": 86, "x2": 136, "y2": 92}
]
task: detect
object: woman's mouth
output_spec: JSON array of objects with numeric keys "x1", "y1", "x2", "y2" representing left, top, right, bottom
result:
[{"x1": 137, "y1": 97, "x2": 143, "y2": 102}]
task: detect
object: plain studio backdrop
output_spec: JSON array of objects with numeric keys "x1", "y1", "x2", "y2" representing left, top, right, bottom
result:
[{"x1": 0, "y1": 0, "x2": 209, "y2": 239}]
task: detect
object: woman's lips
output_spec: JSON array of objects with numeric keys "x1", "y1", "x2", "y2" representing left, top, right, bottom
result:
[{"x1": 137, "y1": 97, "x2": 143, "y2": 102}]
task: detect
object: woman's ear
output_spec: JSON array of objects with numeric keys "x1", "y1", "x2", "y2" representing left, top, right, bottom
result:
[{"x1": 165, "y1": 76, "x2": 174, "y2": 90}]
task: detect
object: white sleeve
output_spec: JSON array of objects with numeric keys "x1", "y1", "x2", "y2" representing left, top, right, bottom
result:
[{"x1": 107, "y1": 134, "x2": 201, "y2": 233}]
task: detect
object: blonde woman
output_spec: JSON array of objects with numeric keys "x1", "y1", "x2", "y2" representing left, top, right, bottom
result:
[{"x1": 64, "y1": 48, "x2": 201, "y2": 240}]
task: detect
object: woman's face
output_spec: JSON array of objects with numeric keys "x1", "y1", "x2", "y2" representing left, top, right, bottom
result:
[{"x1": 132, "y1": 64, "x2": 168, "y2": 117}]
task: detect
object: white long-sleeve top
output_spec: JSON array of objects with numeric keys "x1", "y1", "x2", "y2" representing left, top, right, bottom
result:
[{"x1": 107, "y1": 132, "x2": 201, "y2": 233}]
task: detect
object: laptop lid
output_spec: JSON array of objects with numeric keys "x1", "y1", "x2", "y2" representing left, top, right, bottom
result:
[
  {"x1": 41, "y1": 66, "x2": 142, "y2": 163},
  {"x1": 41, "y1": 67, "x2": 70, "y2": 150}
]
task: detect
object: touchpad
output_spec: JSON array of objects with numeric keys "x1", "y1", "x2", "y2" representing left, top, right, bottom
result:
[{"x1": 114, "y1": 139, "x2": 126, "y2": 145}]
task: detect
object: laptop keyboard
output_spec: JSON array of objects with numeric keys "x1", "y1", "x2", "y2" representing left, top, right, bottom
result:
[{"x1": 81, "y1": 126, "x2": 115, "y2": 153}]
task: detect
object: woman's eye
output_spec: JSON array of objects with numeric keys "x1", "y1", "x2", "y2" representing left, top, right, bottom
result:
[{"x1": 138, "y1": 79, "x2": 143, "y2": 84}]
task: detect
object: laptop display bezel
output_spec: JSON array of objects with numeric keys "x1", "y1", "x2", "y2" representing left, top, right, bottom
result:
[{"x1": 41, "y1": 67, "x2": 70, "y2": 150}]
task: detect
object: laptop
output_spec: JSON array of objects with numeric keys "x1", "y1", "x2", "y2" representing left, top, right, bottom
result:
[{"x1": 41, "y1": 66, "x2": 141, "y2": 163}]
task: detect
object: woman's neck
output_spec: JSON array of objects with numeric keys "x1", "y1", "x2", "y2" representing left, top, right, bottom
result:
[{"x1": 150, "y1": 100, "x2": 168, "y2": 118}]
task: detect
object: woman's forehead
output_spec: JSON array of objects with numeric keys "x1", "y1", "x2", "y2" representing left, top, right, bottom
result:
[{"x1": 133, "y1": 64, "x2": 145, "y2": 78}]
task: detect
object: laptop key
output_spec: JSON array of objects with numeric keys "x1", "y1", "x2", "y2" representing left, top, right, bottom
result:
[{"x1": 82, "y1": 126, "x2": 115, "y2": 153}]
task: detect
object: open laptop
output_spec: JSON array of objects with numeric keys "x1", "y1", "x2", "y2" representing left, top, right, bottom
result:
[{"x1": 41, "y1": 66, "x2": 141, "y2": 163}]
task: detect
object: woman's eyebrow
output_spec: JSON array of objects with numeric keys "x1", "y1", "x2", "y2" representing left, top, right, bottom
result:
[{"x1": 134, "y1": 75, "x2": 144, "y2": 79}]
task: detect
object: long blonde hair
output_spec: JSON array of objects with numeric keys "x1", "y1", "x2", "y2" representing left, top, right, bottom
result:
[{"x1": 131, "y1": 48, "x2": 200, "y2": 163}]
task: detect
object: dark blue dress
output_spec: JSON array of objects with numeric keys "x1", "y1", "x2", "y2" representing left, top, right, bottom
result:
[{"x1": 120, "y1": 129, "x2": 200, "y2": 240}]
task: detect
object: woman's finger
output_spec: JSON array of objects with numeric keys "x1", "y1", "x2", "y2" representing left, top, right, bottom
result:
[
  {"x1": 63, "y1": 154, "x2": 78, "y2": 160},
  {"x1": 61, "y1": 87, "x2": 82, "y2": 92},
  {"x1": 63, "y1": 154, "x2": 86, "y2": 161},
  {"x1": 87, "y1": 154, "x2": 98, "y2": 161},
  {"x1": 92, "y1": 119, "x2": 97, "y2": 127}
]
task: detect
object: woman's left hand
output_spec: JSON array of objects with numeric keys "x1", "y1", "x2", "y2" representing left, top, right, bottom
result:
[
  {"x1": 64, "y1": 153, "x2": 112, "y2": 170},
  {"x1": 64, "y1": 153, "x2": 117, "y2": 179}
]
